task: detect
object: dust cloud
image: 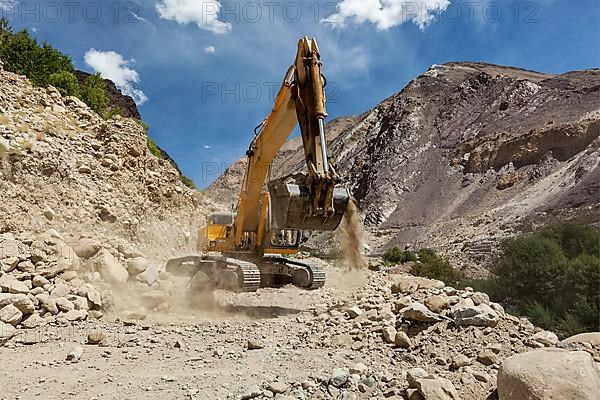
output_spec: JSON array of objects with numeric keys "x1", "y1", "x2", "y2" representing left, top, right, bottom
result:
[{"x1": 336, "y1": 198, "x2": 368, "y2": 271}]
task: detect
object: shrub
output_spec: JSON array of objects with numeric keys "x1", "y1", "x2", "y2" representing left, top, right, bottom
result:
[
  {"x1": 383, "y1": 247, "x2": 417, "y2": 264},
  {"x1": 48, "y1": 71, "x2": 80, "y2": 97},
  {"x1": 147, "y1": 137, "x2": 163, "y2": 159},
  {"x1": 81, "y1": 73, "x2": 108, "y2": 115},
  {"x1": 487, "y1": 224, "x2": 599, "y2": 337},
  {"x1": 180, "y1": 175, "x2": 196, "y2": 190},
  {"x1": 0, "y1": 29, "x2": 73, "y2": 87},
  {"x1": 410, "y1": 249, "x2": 464, "y2": 287}
]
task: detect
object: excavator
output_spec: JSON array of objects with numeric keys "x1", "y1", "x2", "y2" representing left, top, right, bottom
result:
[{"x1": 166, "y1": 37, "x2": 350, "y2": 292}]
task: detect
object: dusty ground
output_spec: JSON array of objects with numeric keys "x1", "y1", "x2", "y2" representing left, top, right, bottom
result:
[{"x1": 0, "y1": 268, "x2": 368, "y2": 400}]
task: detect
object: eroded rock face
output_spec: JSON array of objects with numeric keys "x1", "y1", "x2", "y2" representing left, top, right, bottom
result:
[{"x1": 497, "y1": 348, "x2": 600, "y2": 400}]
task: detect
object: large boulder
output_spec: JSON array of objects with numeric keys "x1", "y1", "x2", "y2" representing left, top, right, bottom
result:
[
  {"x1": 562, "y1": 332, "x2": 600, "y2": 347},
  {"x1": 391, "y1": 276, "x2": 445, "y2": 294},
  {"x1": 452, "y1": 298, "x2": 499, "y2": 327},
  {"x1": 400, "y1": 302, "x2": 444, "y2": 322},
  {"x1": 497, "y1": 348, "x2": 600, "y2": 400},
  {"x1": 90, "y1": 249, "x2": 128, "y2": 284},
  {"x1": 73, "y1": 238, "x2": 101, "y2": 259},
  {"x1": 0, "y1": 293, "x2": 35, "y2": 315},
  {"x1": 407, "y1": 368, "x2": 460, "y2": 400}
]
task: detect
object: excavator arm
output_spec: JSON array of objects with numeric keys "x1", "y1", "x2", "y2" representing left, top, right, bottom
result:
[{"x1": 233, "y1": 37, "x2": 349, "y2": 250}]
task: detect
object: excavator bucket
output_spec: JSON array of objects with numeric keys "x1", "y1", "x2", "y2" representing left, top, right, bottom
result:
[{"x1": 269, "y1": 173, "x2": 350, "y2": 231}]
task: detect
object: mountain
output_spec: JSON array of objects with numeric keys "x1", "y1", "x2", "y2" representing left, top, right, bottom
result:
[
  {"x1": 206, "y1": 62, "x2": 600, "y2": 271},
  {"x1": 0, "y1": 61, "x2": 213, "y2": 260}
]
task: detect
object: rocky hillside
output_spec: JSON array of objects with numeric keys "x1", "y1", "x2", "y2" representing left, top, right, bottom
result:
[
  {"x1": 0, "y1": 59, "x2": 213, "y2": 261},
  {"x1": 207, "y1": 62, "x2": 600, "y2": 268}
]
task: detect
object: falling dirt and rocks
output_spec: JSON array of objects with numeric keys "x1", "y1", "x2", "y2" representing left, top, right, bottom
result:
[
  {"x1": 208, "y1": 62, "x2": 600, "y2": 272},
  {"x1": 1, "y1": 58, "x2": 600, "y2": 400}
]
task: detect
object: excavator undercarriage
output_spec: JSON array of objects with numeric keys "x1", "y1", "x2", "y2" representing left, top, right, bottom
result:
[{"x1": 166, "y1": 254, "x2": 326, "y2": 292}]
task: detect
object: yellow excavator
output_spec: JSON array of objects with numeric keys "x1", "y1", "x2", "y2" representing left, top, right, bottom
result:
[{"x1": 167, "y1": 37, "x2": 350, "y2": 291}]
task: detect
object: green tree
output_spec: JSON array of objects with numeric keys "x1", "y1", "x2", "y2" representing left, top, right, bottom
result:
[
  {"x1": 410, "y1": 248, "x2": 464, "y2": 287},
  {"x1": 81, "y1": 73, "x2": 108, "y2": 114},
  {"x1": 494, "y1": 235, "x2": 567, "y2": 307},
  {"x1": 0, "y1": 29, "x2": 73, "y2": 87},
  {"x1": 48, "y1": 71, "x2": 80, "y2": 97}
]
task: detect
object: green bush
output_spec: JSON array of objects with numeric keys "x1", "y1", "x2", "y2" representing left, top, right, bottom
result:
[
  {"x1": 410, "y1": 248, "x2": 464, "y2": 287},
  {"x1": 0, "y1": 29, "x2": 73, "y2": 87},
  {"x1": 486, "y1": 224, "x2": 599, "y2": 337},
  {"x1": 48, "y1": 71, "x2": 80, "y2": 97},
  {"x1": 180, "y1": 176, "x2": 196, "y2": 190},
  {"x1": 147, "y1": 137, "x2": 163, "y2": 159},
  {"x1": 383, "y1": 247, "x2": 417, "y2": 264},
  {"x1": 81, "y1": 73, "x2": 108, "y2": 115}
]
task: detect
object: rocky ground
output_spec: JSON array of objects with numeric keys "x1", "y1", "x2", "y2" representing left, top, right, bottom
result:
[{"x1": 1, "y1": 228, "x2": 599, "y2": 399}]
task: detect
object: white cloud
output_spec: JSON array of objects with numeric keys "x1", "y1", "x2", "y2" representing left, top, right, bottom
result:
[
  {"x1": 324, "y1": 0, "x2": 451, "y2": 30},
  {"x1": 156, "y1": 0, "x2": 231, "y2": 34},
  {"x1": 204, "y1": 46, "x2": 216, "y2": 54},
  {"x1": 203, "y1": 145, "x2": 212, "y2": 149},
  {"x1": 84, "y1": 49, "x2": 148, "y2": 105}
]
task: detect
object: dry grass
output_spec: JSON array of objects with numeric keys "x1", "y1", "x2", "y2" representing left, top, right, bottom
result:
[{"x1": 0, "y1": 115, "x2": 10, "y2": 125}]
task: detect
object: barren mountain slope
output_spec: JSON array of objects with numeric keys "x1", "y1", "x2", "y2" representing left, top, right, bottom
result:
[
  {"x1": 207, "y1": 62, "x2": 600, "y2": 268},
  {"x1": 0, "y1": 62, "x2": 212, "y2": 260}
]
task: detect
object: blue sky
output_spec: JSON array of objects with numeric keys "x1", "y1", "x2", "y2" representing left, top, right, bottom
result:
[{"x1": 2, "y1": 0, "x2": 599, "y2": 188}]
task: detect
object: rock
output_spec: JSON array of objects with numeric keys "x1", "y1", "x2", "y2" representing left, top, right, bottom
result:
[
  {"x1": 407, "y1": 369, "x2": 459, "y2": 400},
  {"x1": 562, "y1": 332, "x2": 600, "y2": 346},
  {"x1": 87, "y1": 330, "x2": 106, "y2": 345},
  {"x1": 0, "y1": 293, "x2": 35, "y2": 315},
  {"x1": 63, "y1": 309, "x2": 87, "y2": 321},
  {"x1": 37, "y1": 294, "x2": 59, "y2": 315},
  {"x1": 400, "y1": 302, "x2": 443, "y2": 322},
  {"x1": 477, "y1": 349, "x2": 498, "y2": 366},
  {"x1": 350, "y1": 362, "x2": 368, "y2": 375},
  {"x1": 86, "y1": 287, "x2": 102, "y2": 308},
  {"x1": 1, "y1": 256, "x2": 19, "y2": 273},
  {"x1": 240, "y1": 384, "x2": 262, "y2": 399},
  {"x1": 347, "y1": 305, "x2": 363, "y2": 318},
  {"x1": 51, "y1": 283, "x2": 71, "y2": 298},
  {"x1": 530, "y1": 330, "x2": 559, "y2": 347},
  {"x1": 66, "y1": 345, "x2": 83, "y2": 362},
  {"x1": 126, "y1": 257, "x2": 148, "y2": 275},
  {"x1": 0, "y1": 304, "x2": 23, "y2": 326},
  {"x1": 452, "y1": 298, "x2": 499, "y2": 327},
  {"x1": 136, "y1": 264, "x2": 159, "y2": 286},
  {"x1": 470, "y1": 292, "x2": 489, "y2": 305},
  {"x1": 0, "y1": 321, "x2": 17, "y2": 345},
  {"x1": 382, "y1": 326, "x2": 397, "y2": 343},
  {"x1": 6, "y1": 278, "x2": 29, "y2": 294},
  {"x1": 247, "y1": 339, "x2": 265, "y2": 350},
  {"x1": 73, "y1": 238, "x2": 101, "y2": 258},
  {"x1": 32, "y1": 275, "x2": 50, "y2": 287},
  {"x1": 267, "y1": 381, "x2": 288, "y2": 394},
  {"x1": 394, "y1": 331, "x2": 412, "y2": 348},
  {"x1": 498, "y1": 348, "x2": 600, "y2": 400},
  {"x1": 451, "y1": 354, "x2": 472, "y2": 369},
  {"x1": 330, "y1": 368, "x2": 350, "y2": 388},
  {"x1": 43, "y1": 207, "x2": 56, "y2": 220},
  {"x1": 424, "y1": 295, "x2": 449, "y2": 313},
  {"x1": 391, "y1": 276, "x2": 445, "y2": 294},
  {"x1": 55, "y1": 297, "x2": 75, "y2": 312},
  {"x1": 21, "y1": 313, "x2": 48, "y2": 329},
  {"x1": 90, "y1": 249, "x2": 128, "y2": 285}
]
